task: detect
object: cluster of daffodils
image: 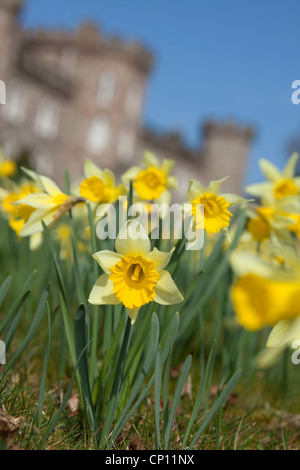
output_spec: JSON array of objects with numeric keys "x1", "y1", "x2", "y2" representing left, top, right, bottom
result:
[
  {"x1": 230, "y1": 153, "x2": 300, "y2": 366},
  {"x1": 0, "y1": 148, "x2": 248, "y2": 326}
]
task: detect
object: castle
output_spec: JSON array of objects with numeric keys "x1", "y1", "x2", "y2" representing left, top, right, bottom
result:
[{"x1": 0, "y1": 0, "x2": 254, "y2": 197}]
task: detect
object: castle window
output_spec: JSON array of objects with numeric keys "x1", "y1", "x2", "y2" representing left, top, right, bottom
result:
[
  {"x1": 60, "y1": 47, "x2": 78, "y2": 74},
  {"x1": 125, "y1": 84, "x2": 143, "y2": 118},
  {"x1": 31, "y1": 146, "x2": 53, "y2": 177},
  {"x1": 1, "y1": 79, "x2": 27, "y2": 124},
  {"x1": 34, "y1": 98, "x2": 60, "y2": 140},
  {"x1": 97, "y1": 69, "x2": 117, "y2": 106},
  {"x1": 116, "y1": 126, "x2": 135, "y2": 163},
  {"x1": 86, "y1": 115, "x2": 110, "y2": 154}
]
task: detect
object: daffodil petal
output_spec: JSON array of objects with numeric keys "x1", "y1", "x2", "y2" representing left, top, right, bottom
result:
[
  {"x1": 220, "y1": 193, "x2": 251, "y2": 206},
  {"x1": 146, "y1": 247, "x2": 175, "y2": 271},
  {"x1": 161, "y1": 158, "x2": 175, "y2": 175},
  {"x1": 244, "y1": 182, "x2": 273, "y2": 198},
  {"x1": 121, "y1": 166, "x2": 141, "y2": 183},
  {"x1": 157, "y1": 189, "x2": 171, "y2": 205},
  {"x1": 93, "y1": 250, "x2": 123, "y2": 274},
  {"x1": 115, "y1": 219, "x2": 150, "y2": 256},
  {"x1": 29, "y1": 232, "x2": 43, "y2": 251},
  {"x1": 283, "y1": 152, "x2": 299, "y2": 178},
  {"x1": 126, "y1": 307, "x2": 140, "y2": 325},
  {"x1": 19, "y1": 208, "x2": 56, "y2": 236},
  {"x1": 207, "y1": 176, "x2": 229, "y2": 194},
  {"x1": 21, "y1": 167, "x2": 62, "y2": 196},
  {"x1": 142, "y1": 149, "x2": 159, "y2": 167},
  {"x1": 88, "y1": 274, "x2": 120, "y2": 305},
  {"x1": 154, "y1": 270, "x2": 183, "y2": 305},
  {"x1": 230, "y1": 252, "x2": 293, "y2": 280},
  {"x1": 266, "y1": 317, "x2": 300, "y2": 348},
  {"x1": 15, "y1": 193, "x2": 57, "y2": 210},
  {"x1": 259, "y1": 158, "x2": 282, "y2": 182},
  {"x1": 84, "y1": 159, "x2": 105, "y2": 180},
  {"x1": 186, "y1": 179, "x2": 205, "y2": 201},
  {"x1": 256, "y1": 346, "x2": 285, "y2": 369},
  {"x1": 167, "y1": 175, "x2": 179, "y2": 190}
]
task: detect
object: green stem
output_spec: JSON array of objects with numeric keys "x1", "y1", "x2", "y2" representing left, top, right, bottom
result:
[{"x1": 99, "y1": 314, "x2": 132, "y2": 449}]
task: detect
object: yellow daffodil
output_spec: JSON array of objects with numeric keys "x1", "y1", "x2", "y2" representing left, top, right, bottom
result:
[
  {"x1": 88, "y1": 219, "x2": 183, "y2": 324},
  {"x1": 121, "y1": 150, "x2": 179, "y2": 204},
  {"x1": 245, "y1": 197, "x2": 300, "y2": 243},
  {"x1": 0, "y1": 151, "x2": 17, "y2": 178},
  {"x1": 186, "y1": 177, "x2": 249, "y2": 238},
  {"x1": 14, "y1": 168, "x2": 86, "y2": 236},
  {"x1": 230, "y1": 245, "x2": 300, "y2": 331},
  {"x1": 79, "y1": 159, "x2": 127, "y2": 204},
  {"x1": 245, "y1": 152, "x2": 300, "y2": 202}
]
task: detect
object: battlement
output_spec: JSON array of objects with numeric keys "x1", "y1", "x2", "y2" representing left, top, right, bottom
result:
[
  {"x1": 0, "y1": 0, "x2": 22, "y2": 13},
  {"x1": 143, "y1": 126, "x2": 202, "y2": 161},
  {"x1": 22, "y1": 22, "x2": 153, "y2": 74},
  {"x1": 203, "y1": 120, "x2": 254, "y2": 142}
]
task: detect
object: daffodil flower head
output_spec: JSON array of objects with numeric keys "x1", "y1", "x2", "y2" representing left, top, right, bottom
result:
[
  {"x1": 13, "y1": 168, "x2": 85, "y2": 236},
  {"x1": 245, "y1": 152, "x2": 300, "y2": 202},
  {"x1": 79, "y1": 159, "x2": 127, "y2": 204},
  {"x1": 230, "y1": 243, "x2": 300, "y2": 331},
  {"x1": 88, "y1": 218, "x2": 183, "y2": 324},
  {"x1": 121, "y1": 150, "x2": 179, "y2": 204},
  {"x1": 186, "y1": 177, "x2": 249, "y2": 238},
  {"x1": 0, "y1": 150, "x2": 17, "y2": 178}
]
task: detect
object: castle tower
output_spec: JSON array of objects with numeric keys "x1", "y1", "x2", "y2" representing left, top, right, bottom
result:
[
  {"x1": 202, "y1": 121, "x2": 254, "y2": 195},
  {"x1": 0, "y1": 0, "x2": 23, "y2": 81}
]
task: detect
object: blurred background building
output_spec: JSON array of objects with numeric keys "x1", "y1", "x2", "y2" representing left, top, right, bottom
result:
[{"x1": 0, "y1": 0, "x2": 254, "y2": 196}]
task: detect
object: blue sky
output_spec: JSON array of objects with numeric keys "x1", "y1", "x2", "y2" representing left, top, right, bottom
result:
[{"x1": 21, "y1": 0, "x2": 300, "y2": 185}]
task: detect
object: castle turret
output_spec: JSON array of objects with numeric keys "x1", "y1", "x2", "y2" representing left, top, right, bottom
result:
[
  {"x1": 202, "y1": 120, "x2": 254, "y2": 195},
  {"x1": 0, "y1": 0, "x2": 22, "y2": 81}
]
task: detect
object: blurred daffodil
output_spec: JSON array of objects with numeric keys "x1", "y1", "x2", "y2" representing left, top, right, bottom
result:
[
  {"x1": 245, "y1": 152, "x2": 300, "y2": 202},
  {"x1": 186, "y1": 177, "x2": 249, "y2": 238},
  {"x1": 79, "y1": 159, "x2": 127, "y2": 205},
  {"x1": 14, "y1": 168, "x2": 85, "y2": 236},
  {"x1": 121, "y1": 150, "x2": 179, "y2": 204},
  {"x1": 0, "y1": 151, "x2": 17, "y2": 178},
  {"x1": 88, "y1": 219, "x2": 183, "y2": 324},
  {"x1": 230, "y1": 245, "x2": 300, "y2": 331}
]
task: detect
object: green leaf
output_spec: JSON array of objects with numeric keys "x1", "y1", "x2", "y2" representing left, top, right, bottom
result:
[
  {"x1": 164, "y1": 355, "x2": 192, "y2": 449},
  {"x1": 36, "y1": 303, "x2": 51, "y2": 428},
  {"x1": 1, "y1": 289, "x2": 48, "y2": 377},
  {"x1": 74, "y1": 304, "x2": 98, "y2": 432},
  {"x1": 187, "y1": 369, "x2": 242, "y2": 449},
  {"x1": 154, "y1": 346, "x2": 162, "y2": 450}
]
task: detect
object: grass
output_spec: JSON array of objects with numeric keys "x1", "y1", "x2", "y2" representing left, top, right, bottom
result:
[{"x1": 1, "y1": 357, "x2": 300, "y2": 450}]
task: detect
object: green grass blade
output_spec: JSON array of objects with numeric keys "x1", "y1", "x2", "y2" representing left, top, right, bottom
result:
[
  {"x1": 74, "y1": 304, "x2": 98, "y2": 432},
  {"x1": 187, "y1": 369, "x2": 242, "y2": 449},
  {"x1": 154, "y1": 346, "x2": 162, "y2": 450},
  {"x1": 111, "y1": 312, "x2": 160, "y2": 444},
  {"x1": 1, "y1": 289, "x2": 48, "y2": 378},
  {"x1": 44, "y1": 341, "x2": 92, "y2": 442},
  {"x1": 181, "y1": 339, "x2": 217, "y2": 449},
  {"x1": 99, "y1": 315, "x2": 132, "y2": 449},
  {"x1": 164, "y1": 355, "x2": 192, "y2": 449},
  {"x1": 36, "y1": 303, "x2": 51, "y2": 428},
  {"x1": 0, "y1": 276, "x2": 12, "y2": 308}
]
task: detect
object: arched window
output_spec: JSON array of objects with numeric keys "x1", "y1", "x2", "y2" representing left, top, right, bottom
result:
[
  {"x1": 97, "y1": 69, "x2": 117, "y2": 106},
  {"x1": 116, "y1": 126, "x2": 135, "y2": 163},
  {"x1": 1, "y1": 79, "x2": 27, "y2": 124},
  {"x1": 86, "y1": 115, "x2": 110, "y2": 154},
  {"x1": 125, "y1": 83, "x2": 143, "y2": 118},
  {"x1": 60, "y1": 47, "x2": 78, "y2": 73},
  {"x1": 31, "y1": 146, "x2": 53, "y2": 176},
  {"x1": 34, "y1": 97, "x2": 60, "y2": 140}
]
